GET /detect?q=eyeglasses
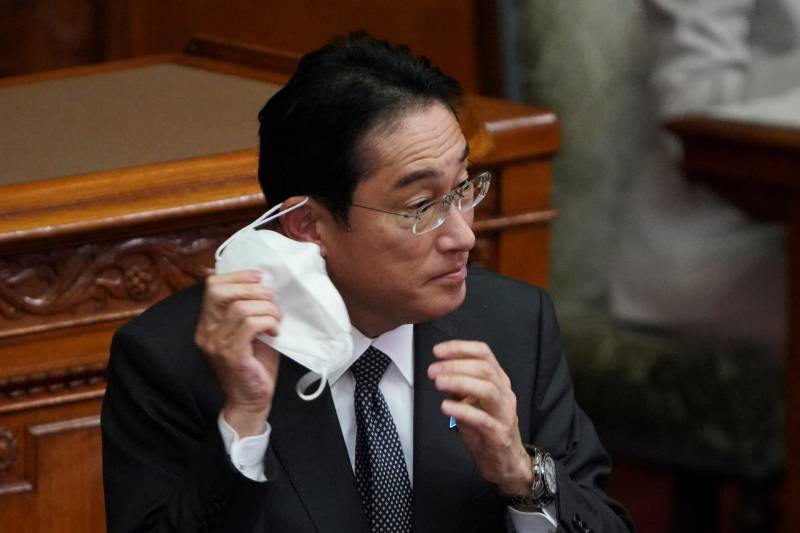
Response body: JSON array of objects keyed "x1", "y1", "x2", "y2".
[{"x1": 350, "y1": 170, "x2": 492, "y2": 235}]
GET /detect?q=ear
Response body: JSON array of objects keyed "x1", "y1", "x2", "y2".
[{"x1": 279, "y1": 197, "x2": 329, "y2": 256}]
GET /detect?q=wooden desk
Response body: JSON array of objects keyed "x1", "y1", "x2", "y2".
[
  {"x1": 0, "y1": 41, "x2": 559, "y2": 532},
  {"x1": 668, "y1": 114, "x2": 800, "y2": 533}
]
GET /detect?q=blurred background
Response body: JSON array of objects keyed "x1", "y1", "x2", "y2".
[{"x1": 1, "y1": 1, "x2": 796, "y2": 532}]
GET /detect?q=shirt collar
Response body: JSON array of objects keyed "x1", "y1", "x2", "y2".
[{"x1": 329, "y1": 324, "x2": 414, "y2": 386}]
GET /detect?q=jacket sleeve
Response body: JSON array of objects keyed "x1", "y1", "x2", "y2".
[
  {"x1": 101, "y1": 323, "x2": 276, "y2": 533},
  {"x1": 529, "y1": 291, "x2": 634, "y2": 533}
]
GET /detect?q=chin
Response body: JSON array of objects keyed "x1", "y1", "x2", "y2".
[{"x1": 414, "y1": 282, "x2": 467, "y2": 323}]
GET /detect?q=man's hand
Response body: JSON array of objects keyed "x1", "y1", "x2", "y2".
[
  {"x1": 428, "y1": 340, "x2": 532, "y2": 496},
  {"x1": 194, "y1": 270, "x2": 282, "y2": 437}
]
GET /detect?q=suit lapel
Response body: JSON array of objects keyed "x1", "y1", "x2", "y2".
[
  {"x1": 268, "y1": 312, "x2": 483, "y2": 532},
  {"x1": 268, "y1": 358, "x2": 369, "y2": 533},
  {"x1": 412, "y1": 316, "x2": 477, "y2": 531}
]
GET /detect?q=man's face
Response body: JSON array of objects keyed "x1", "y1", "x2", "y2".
[{"x1": 318, "y1": 102, "x2": 475, "y2": 337}]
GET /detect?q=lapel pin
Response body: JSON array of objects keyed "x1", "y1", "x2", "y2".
[{"x1": 449, "y1": 416, "x2": 457, "y2": 430}]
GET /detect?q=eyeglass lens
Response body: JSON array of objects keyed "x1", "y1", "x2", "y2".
[{"x1": 413, "y1": 172, "x2": 490, "y2": 234}]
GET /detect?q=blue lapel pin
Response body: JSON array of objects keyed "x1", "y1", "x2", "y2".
[{"x1": 449, "y1": 416, "x2": 457, "y2": 429}]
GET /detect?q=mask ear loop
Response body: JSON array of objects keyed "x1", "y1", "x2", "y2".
[
  {"x1": 213, "y1": 196, "x2": 326, "y2": 401},
  {"x1": 296, "y1": 371, "x2": 327, "y2": 401},
  {"x1": 215, "y1": 196, "x2": 310, "y2": 261}
]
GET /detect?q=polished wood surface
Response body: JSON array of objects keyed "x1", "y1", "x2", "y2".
[
  {"x1": 668, "y1": 115, "x2": 800, "y2": 533},
  {"x1": 667, "y1": 117, "x2": 800, "y2": 221},
  {"x1": 0, "y1": 43, "x2": 558, "y2": 532}
]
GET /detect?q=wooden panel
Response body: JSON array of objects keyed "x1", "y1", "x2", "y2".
[
  {"x1": 498, "y1": 159, "x2": 553, "y2": 213},
  {"x1": 3, "y1": 0, "x2": 500, "y2": 95},
  {"x1": 0, "y1": 399, "x2": 104, "y2": 532},
  {"x1": 0, "y1": 0, "x2": 104, "y2": 77},
  {"x1": 498, "y1": 225, "x2": 551, "y2": 289},
  {"x1": 0, "y1": 324, "x2": 117, "y2": 384},
  {"x1": 115, "y1": 0, "x2": 485, "y2": 92},
  {"x1": 495, "y1": 159, "x2": 554, "y2": 287}
]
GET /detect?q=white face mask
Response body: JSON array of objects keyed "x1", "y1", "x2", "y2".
[{"x1": 214, "y1": 198, "x2": 355, "y2": 401}]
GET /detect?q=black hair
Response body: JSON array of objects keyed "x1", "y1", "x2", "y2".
[{"x1": 257, "y1": 31, "x2": 463, "y2": 224}]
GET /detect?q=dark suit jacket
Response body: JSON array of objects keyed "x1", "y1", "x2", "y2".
[{"x1": 102, "y1": 267, "x2": 632, "y2": 533}]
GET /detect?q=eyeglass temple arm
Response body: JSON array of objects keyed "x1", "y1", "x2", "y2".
[{"x1": 349, "y1": 203, "x2": 418, "y2": 219}]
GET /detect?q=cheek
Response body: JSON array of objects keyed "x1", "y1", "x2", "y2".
[
  {"x1": 363, "y1": 222, "x2": 428, "y2": 263},
  {"x1": 359, "y1": 237, "x2": 436, "y2": 299},
  {"x1": 390, "y1": 234, "x2": 434, "y2": 269},
  {"x1": 328, "y1": 214, "x2": 437, "y2": 287}
]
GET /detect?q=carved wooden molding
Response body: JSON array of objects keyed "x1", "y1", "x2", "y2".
[
  {"x1": 0, "y1": 208, "x2": 553, "y2": 341},
  {"x1": 0, "y1": 225, "x2": 237, "y2": 339},
  {"x1": 0, "y1": 363, "x2": 106, "y2": 402},
  {"x1": 0, "y1": 428, "x2": 16, "y2": 472}
]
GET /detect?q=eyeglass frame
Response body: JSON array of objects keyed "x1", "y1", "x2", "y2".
[{"x1": 349, "y1": 170, "x2": 493, "y2": 235}]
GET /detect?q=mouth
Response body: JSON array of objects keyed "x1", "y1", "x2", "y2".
[{"x1": 431, "y1": 263, "x2": 468, "y2": 283}]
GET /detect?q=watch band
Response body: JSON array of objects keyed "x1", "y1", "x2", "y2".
[{"x1": 500, "y1": 444, "x2": 557, "y2": 512}]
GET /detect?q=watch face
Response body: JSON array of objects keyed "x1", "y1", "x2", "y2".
[{"x1": 543, "y1": 456, "x2": 557, "y2": 494}]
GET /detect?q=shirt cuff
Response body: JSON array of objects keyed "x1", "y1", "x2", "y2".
[
  {"x1": 217, "y1": 411, "x2": 271, "y2": 482},
  {"x1": 506, "y1": 501, "x2": 558, "y2": 533}
]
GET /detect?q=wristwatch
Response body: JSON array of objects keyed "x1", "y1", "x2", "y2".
[{"x1": 503, "y1": 444, "x2": 558, "y2": 512}]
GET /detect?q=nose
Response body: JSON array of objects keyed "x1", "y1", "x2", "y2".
[{"x1": 436, "y1": 204, "x2": 475, "y2": 253}]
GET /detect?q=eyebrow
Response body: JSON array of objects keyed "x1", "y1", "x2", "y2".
[{"x1": 392, "y1": 143, "x2": 470, "y2": 190}]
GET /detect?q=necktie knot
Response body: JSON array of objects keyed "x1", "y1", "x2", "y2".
[{"x1": 350, "y1": 346, "x2": 391, "y2": 389}]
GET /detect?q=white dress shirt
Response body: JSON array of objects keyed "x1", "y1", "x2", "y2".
[{"x1": 218, "y1": 325, "x2": 557, "y2": 532}]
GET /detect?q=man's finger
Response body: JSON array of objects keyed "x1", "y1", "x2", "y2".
[
  {"x1": 206, "y1": 282, "x2": 274, "y2": 307},
  {"x1": 209, "y1": 301, "x2": 282, "y2": 353},
  {"x1": 225, "y1": 315, "x2": 281, "y2": 350},
  {"x1": 431, "y1": 340, "x2": 510, "y2": 387},
  {"x1": 207, "y1": 270, "x2": 264, "y2": 285},
  {"x1": 427, "y1": 358, "x2": 497, "y2": 381},
  {"x1": 434, "y1": 374, "x2": 502, "y2": 411},
  {"x1": 432, "y1": 340, "x2": 492, "y2": 360},
  {"x1": 224, "y1": 300, "x2": 283, "y2": 324}
]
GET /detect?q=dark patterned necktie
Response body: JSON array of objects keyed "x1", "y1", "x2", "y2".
[{"x1": 351, "y1": 346, "x2": 413, "y2": 533}]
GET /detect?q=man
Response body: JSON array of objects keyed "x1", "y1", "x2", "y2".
[{"x1": 102, "y1": 33, "x2": 632, "y2": 532}]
